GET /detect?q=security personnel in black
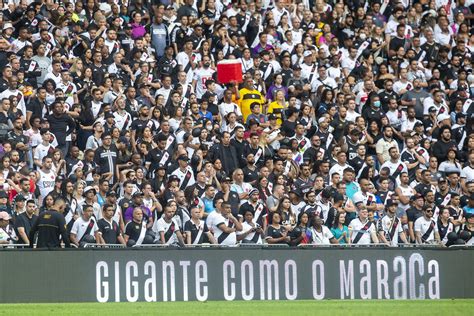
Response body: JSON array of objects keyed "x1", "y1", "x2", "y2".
[{"x1": 29, "y1": 198, "x2": 71, "y2": 248}]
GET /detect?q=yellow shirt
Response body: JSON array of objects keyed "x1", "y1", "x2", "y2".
[
  {"x1": 267, "y1": 101, "x2": 287, "y2": 125},
  {"x1": 239, "y1": 88, "x2": 264, "y2": 122}
]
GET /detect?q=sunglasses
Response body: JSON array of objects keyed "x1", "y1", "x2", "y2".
[{"x1": 425, "y1": 209, "x2": 433, "y2": 213}]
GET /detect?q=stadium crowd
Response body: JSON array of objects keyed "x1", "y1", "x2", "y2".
[{"x1": 0, "y1": 0, "x2": 473, "y2": 249}]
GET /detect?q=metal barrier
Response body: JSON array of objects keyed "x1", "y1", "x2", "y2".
[{"x1": 2, "y1": 242, "x2": 474, "y2": 250}]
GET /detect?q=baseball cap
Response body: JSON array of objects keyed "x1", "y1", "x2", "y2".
[
  {"x1": 14, "y1": 194, "x2": 26, "y2": 202},
  {"x1": 168, "y1": 175, "x2": 180, "y2": 182},
  {"x1": 117, "y1": 136, "x2": 130, "y2": 146},
  {"x1": 385, "y1": 199, "x2": 398, "y2": 207},
  {"x1": 83, "y1": 186, "x2": 97, "y2": 195},
  {"x1": 3, "y1": 23, "x2": 13, "y2": 31},
  {"x1": 106, "y1": 191, "x2": 117, "y2": 197},
  {"x1": 177, "y1": 155, "x2": 189, "y2": 162},
  {"x1": 0, "y1": 211, "x2": 11, "y2": 221},
  {"x1": 438, "y1": 177, "x2": 447, "y2": 183},
  {"x1": 303, "y1": 50, "x2": 312, "y2": 57},
  {"x1": 0, "y1": 191, "x2": 8, "y2": 199},
  {"x1": 132, "y1": 191, "x2": 144, "y2": 198},
  {"x1": 292, "y1": 64, "x2": 301, "y2": 70},
  {"x1": 268, "y1": 113, "x2": 278, "y2": 120},
  {"x1": 411, "y1": 193, "x2": 424, "y2": 201},
  {"x1": 437, "y1": 113, "x2": 450, "y2": 122}
]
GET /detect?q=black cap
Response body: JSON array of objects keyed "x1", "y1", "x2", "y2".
[
  {"x1": 438, "y1": 177, "x2": 447, "y2": 183},
  {"x1": 132, "y1": 191, "x2": 144, "y2": 198},
  {"x1": 168, "y1": 175, "x2": 180, "y2": 182},
  {"x1": 106, "y1": 191, "x2": 117, "y2": 197},
  {"x1": 292, "y1": 64, "x2": 302, "y2": 70},
  {"x1": 411, "y1": 193, "x2": 424, "y2": 201},
  {"x1": 385, "y1": 199, "x2": 398, "y2": 207},
  {"x1": 268, "y1": 114, "x2": 278, "y2": 120},
  {"x1": 177, "y1": 155, "x2": 189, "y2": 162},
  {"x1": 0, "y1": 191, "x2": 7, "y2": 199},
  {"x1": 14, "y1": 194, "x2": 26, "y2": 202}
]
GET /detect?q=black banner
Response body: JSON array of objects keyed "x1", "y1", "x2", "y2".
[{"x1": 0, "y1": 248, "x2": 473, "y2": 302}]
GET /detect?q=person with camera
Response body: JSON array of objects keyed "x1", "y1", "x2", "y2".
[
  {"x1": 237, "y1": 209, "x2": 264, "y2": 244},
  {"x1": 0, "y1": 211, "x2": 18, "y2": 245}
]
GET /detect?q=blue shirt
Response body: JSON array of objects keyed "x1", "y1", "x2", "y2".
[
  {"x1": 463, "y1": 205, "x2": 474, "y2": 216},
  {"x1": 330, "y1": 225, "x2": 349, "y2": 244}
]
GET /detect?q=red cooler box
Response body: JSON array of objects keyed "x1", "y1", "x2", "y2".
[{"x1": 217, "y1": 59, "x2": 243, "y2": 84}]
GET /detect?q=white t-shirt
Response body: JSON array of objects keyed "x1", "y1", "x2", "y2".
[
  {"x1": 33, "y1": 143, "x2": 54, "y2": 163},
  {"x1": 380, "y1": 160, "x2": 408, "y2": 178},
  {"x1": 71, "y1": 217, "x2": 99, "y2": 241},
  {"x1": 309, "y1": 226, "x2": 334, "y2": 245},
  {"x1": 152, "y1": 217, "x2": 180, "y2": 245},
  {"x1": 349, "y1": 218, "x2": 376, "y2": 245},
  {"x1": 237, "y1": 221, "x2": 262, "y2": 244},
  {"x1": 377, "y1": 215, "x2": 403, "y2": 246},
  {"x1": 461, "y1": 165, "x2": 474, "y2": 182},
  {"x1": 193, "y1": 67, "x2": 215, "y2": 99},
  {"x1": 213, "y1": 213, "x2": 237, "y2": 246},
  {"x1": 414, "y1": 216, "x2": 437, "y2": 243}
]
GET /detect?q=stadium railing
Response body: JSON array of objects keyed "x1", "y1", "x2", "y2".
[{"x1": 1, "y1": 243, "x2": 472, "y2": 249}]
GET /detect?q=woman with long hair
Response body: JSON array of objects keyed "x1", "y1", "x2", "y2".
[
  {"x1": 438, "y1": 147, "x2": 462, "y2": 175},
  {"x1": 291, "y1": 43, "x2": 305, "y2": 65},
  {"x1": 267, "y1": 90, "x2": 287, "y2": 125},
  {"x1": 437, "y1": 208, "x2": 455, "y2": 245},
  {"x1": 150, "y1": 106, "x2": 163, "y2": 131},
  {"x1": 266, "y1": 73, "x2": 288, "y2": 102},
  {"x1": 275, "y1": 196, "x2": 296, "y2": 229},
  {"x1": 289, "y1": 212, "x2": 311, "y2": 246},
  {"x1": 39, "y1": 193, "x2": 55, "y2": 213},
  {"x1": 265, "y1": 212, "x2": 290, "y2": 245},
  {"x1": 257, "y1": 176, "x2": 271, "y2": 202},
  {"x1": 331, "y1": 211, "x2": 351, "y2": 244},
  {"x1": 81, "y1": 48, "x2": 94, "y2": 68},
  {"x1": 42, "y1": 79, "x2": 57, "y2": 106},
  {"x1": 51, "y1": 149, "x2": 66, "y2": 177},
  {"x1": 0, "y1": 155, "x2": 11, "y2": 179},
  {"x1": 317, "y1": 88, "x2": 335, "y2": 116}
]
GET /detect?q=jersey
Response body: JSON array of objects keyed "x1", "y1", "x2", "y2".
[
  {"x1": 184, "y1": 219, "x2": 210, "y2": 244},
  {"x1": 237, "y1": 221, "x2": 263, "y2": 244},
  {"x1": 238, "y1": 88, "x2": 264, "y2": 122},
  {"x1": 97, "y1": 218, "x2": 121, "y2": 244},
  {"x1": 171, "y1": 166, "x2": 195, "y2": 190},
  {"x1": 214, "y1": 213, "x2": 237, "y2": 246},
  {"x1": 70, "y1": 216, "x2": 99, "y2": 241},
  {"x1": 377, "y1": 214, "x2": 403, "y2": 246},
  {"x1": 193, "y1": 67, "x2": 215, "y2": 99},
  {"x1": 152, "y1": 217, "x2": 180, "y2": 245},
  {"x1": 36, "y1": 169, "x2": 56, "y2": 198},
  {"x1": 349, "y1": 218, "x2": 376, "y2": 245},
  {"x1": 414, "y1": 216, "x2": 437, "y2": 243}
]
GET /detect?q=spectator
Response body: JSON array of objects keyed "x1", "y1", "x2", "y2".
[{"x1": 0, "y1": 0, "x2": 471, "y2": 251}]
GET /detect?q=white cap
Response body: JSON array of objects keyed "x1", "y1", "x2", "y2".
[
  {"x1": 437, "y1": 113, "x2": 450, "y2": 122},
  {"x1": 303, "y1": 50, "x2": 313, "y2": 57},
  {"x1": 3, "y1": 23, "x2": 13, "y2": 31}
]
